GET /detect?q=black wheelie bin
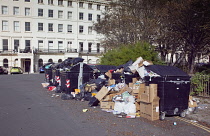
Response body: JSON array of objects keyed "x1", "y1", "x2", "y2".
[
  {"x1": 51, "y1": 63, "x2": 62, "y2": 87},
  {"x1": 144, "y1": 65, "x2": 191, "y2": 120},
  {"x1": 44, "y1": 62, "x2": 55, "y2": 85},
  {"x1": 63, "y1": 63, "x2": 94, "y2": 94}
]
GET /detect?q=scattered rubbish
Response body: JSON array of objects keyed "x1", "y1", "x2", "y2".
[
  {"x1": 42, "y1": 56, "x2": 192, "y2": 122},
  {"x1": 190, "y1": 120, "x2": 198, "y2": 123},
  {"x1": 61, "y1": 94, "x2": 74, "y2": 100},
  {"x1": 198, "y1": 104, "x2": 208, "y2": 110},
  {"x1": 41, "y1": 82, "x2": 49, "y2": 88},
  {"x1": 83, "y1": 109, "x2": 88, "y2": 112},
  {"x1": 48, "y1": 86, "x2": 56, "y2": 91},
  {"x1": 173, "y1": 122, "x2": 177, "y2": 125},
  {"x1": 126, "y1": 113, "x2": 136, "y2": 118}
]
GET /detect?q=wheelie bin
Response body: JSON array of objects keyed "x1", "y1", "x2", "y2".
[
  {"x1": 63, "y1": 63, "x2": 94, "y2": 94},
  {"x1": 144, "y1": 65, "x2": 191, "y2": 120},
  {"x1": 44, "y1": 63, "x2": 55, "y2": 85}
]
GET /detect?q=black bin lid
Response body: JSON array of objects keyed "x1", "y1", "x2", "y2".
[
  {"x1": 145, "y1": 65, "x2": 189, "y2": 76},
  {"x1": 70, "y1": 63, "x2": 93, "y2": 72},
  {"x1": 95, "y1": 65, "x2": 116, "y2": 73}
]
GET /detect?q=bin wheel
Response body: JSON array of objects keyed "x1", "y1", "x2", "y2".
[
  {"x1": 180, "y1": 110, "x2": 187, "y2": 118},
  {"x1": 160, "y1": 112, "x2": 166, "y2": 120},
  {"x1": 193, "y1": 107, "x2": 198, "y2": 114}
]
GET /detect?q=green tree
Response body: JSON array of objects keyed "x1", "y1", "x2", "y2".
[
  {"x1": 94, "y1": 0, "x2": 210, "y2": 74},
  {"x1": 100, "y1": 41, "x2": 163, "y2": 66}
]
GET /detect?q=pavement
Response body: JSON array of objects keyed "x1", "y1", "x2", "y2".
[{"x1": 186, "y1": 96, "x2": 210, "y2": 127}]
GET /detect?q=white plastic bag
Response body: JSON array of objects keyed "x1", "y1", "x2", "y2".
[
  {"x1": 123, "y1": 102, "x2": 136, "y2": 114},
  {"x1": 113, "y1": 102, "x2": 125, "y2": 115}
]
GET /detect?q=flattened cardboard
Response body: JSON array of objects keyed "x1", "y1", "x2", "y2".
[
  {"x1": 188, "y1": 96, "x2": 198, "y2": 107},
  {"x1": 117, "y1": 84, "x2": 129, "y2": 95},
  {"x1": 108, "y1": 79, "x2": 115, "y2": 86},
  {"x1": 105, "y1": 70, "x2": 112, "y2": 79},
  {"x1": 100, "y1": 101, "x2": 115, "y2": 109},
  {"x1": 102, "y1": 93, "x2": 116, "y2": 101},
  {"x1": 95, "y1": 86, "x2": 109, "y2": 101}
]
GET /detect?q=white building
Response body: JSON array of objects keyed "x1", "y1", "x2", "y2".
[{"x1": 0, "y1": 0, "x2": 110, "y2": 73}]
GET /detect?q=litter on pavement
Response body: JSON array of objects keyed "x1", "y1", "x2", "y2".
[{"x1": 41, "y1": 56, "x2": 198, "y2": 121}]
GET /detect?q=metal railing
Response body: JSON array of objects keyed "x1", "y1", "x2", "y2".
[
  {"x1": 0, "y1": 49, "x2": 18, "y2": 54},
  {"x1": 0, "y1": 49, "x2": 32, "y2": 54},
  {"x1": 19, "y1": 49, "x2": 32, "y2": 53},
  {"x1": 34, "y1": 48, "x2": 65, "y2": 53},
  {"x1": 191, "y1": 74, "x2": 210, "y2": 97},
  {"x1": 34, "y1": 48, "x2": 105, "y2": 55}
]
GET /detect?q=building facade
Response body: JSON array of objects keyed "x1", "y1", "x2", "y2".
[{"x1": 0, "y1": 0, "x2": 109, "y2": 73}]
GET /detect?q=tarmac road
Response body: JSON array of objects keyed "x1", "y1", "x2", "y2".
[{"x1": 0, "y1": 74, "x2": 209, "y2": 136}]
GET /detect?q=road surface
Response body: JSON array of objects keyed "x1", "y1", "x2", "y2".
[{"x1": 0, "y1": 74, "x2": 209, "y2": 136}]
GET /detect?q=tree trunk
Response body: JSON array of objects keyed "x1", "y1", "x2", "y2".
[{"x1": 188, "y1": 49, "x2": 196, "y2": 74}]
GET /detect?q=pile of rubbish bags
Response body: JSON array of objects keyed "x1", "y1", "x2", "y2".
[{"x1": 42, "y1": 56, "x2": 195, "y2": 121}]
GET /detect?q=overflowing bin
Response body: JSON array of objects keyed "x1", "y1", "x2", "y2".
[
  {"x1": 60, "y1": 62, "x2": 94, "y2": 94},
  {"x1": 95, "y1": 65, "x2": 116, "y2": 79},
  {"x1": 144, "y1": 65, "x2": 191, "y2": 120}
]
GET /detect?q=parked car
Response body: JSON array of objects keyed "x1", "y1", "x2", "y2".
[
  {"x1": 39, "y1": 66, "x2": 45, "y2": 73},
  {"x1": 10, "y1": 67, "x2": 23, "y2": 74},
  {"x1": 0, "y1": 66, "x2": 8, "y2": 74}
]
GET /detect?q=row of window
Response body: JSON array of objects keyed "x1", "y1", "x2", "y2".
[
  {"x1": 1, "y1": 39, "x2": 101, "y2": 53},
  {"x1": 23, "y1": 0, "x2": 108, "y2": 10},
  {"x1": 2, "y1": 6, "x2": 101, "y2": 21},
  {"x1": 2, "y1": 20, "x2": 94, "y2": 34}
]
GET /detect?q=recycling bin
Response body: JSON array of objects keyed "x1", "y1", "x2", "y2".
[
  {"x1": 45, "y1": 68, "x2": 53, "y2": 85},
  {"x1": 44, "y1": 62, "x2": 55, "y2": 85},
  {"x1": 60, "y1": 71, "x2": 67, "y2": 93},
  {"x1": 52, "y1": 69, "x2": 61, "y2": 86},
  {"x1": 144, "y1": 65, "x2": 191, "y2": 120},
  {"x1": 112, "y1": 73, "x2": 124, "y2": 84},
  {"x1": 60, "y1": 63, "x2": 94, "y2": 94},
  {"x1": 94, "y1": 65, "x2": 116, "y2": 79}
]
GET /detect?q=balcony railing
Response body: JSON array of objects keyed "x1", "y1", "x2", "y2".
[
  {"x1": 0, "y1": 48, "x2": 105, "y2": 55},
  {"x1": 34, "y1": 48, "x2": 66, "y2": 53},
  {"x1": 0, "y1": 49, "x2": 32, "y2": 54},
  {"x1": 0, "y1": 49, "x2": 18, "y2": 54},
  {"x1": 79, "y1": 50, "x2": 104, "y2": 55},
  {"x1": 34, "y1": 48, "x2": 105, "y2": 54},
  {"x1": 19, "y1": 49, "x2": 32, "y2": 53}
]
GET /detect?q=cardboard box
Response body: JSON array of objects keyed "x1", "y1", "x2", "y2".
[
  {"x1": 135, "y1": 102, "x2": 140, "y2": 111},
  {"x1": 139, "y1": 83, "x2": 145, "y2": 92},
  {"x1": 100, "y1": 101, "x2": 115, "y2": 109},
  {"x1": 131, "y1": 83, "x2": 144, "y2": 94},
  {"x1": 85, "y1": 84, "x2": 96, "y2": 92},
  {"x1": 117, "y1": 84, "x2": 129, "y2": 95},
  {"x1": 140, "y1": 93, "x2": 150, "y2": 103},
  {"x1": 145, "y1": 85, "x2": 150, "y2": 94},
  {"x1": 132, "y1": 89, "x2": 140, "y2": 94},
  {"x1": 129, "y1": 83, "x2": 133, "y2": 88},
  {"x1": 149, "y1": 84, "x2": 158, "y2": 102},
  {"x1": 105, "y1": 70, "x2": 112, "y2": 79},
  {"x1": 108, "y1": 79, "x2": 115, "y2": 86},
  {"x1": 140, "y1": 97, "x2": 160, "y2": 121},
  {"x1": 102, "y1": 93, "x2": 116, "y2": 101},
  {"x1": 132, "y1": 78, "x2": 139, "y2": 83},
  {"x1": 95, "y1": 86, "x2": 109, "y2": 101},
  {"x1": 188, "y1": 96, "x2": 198, "y2": 107},
  {"x1": 140, "y1": 112, "x2": 159, "y2": 121}
]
